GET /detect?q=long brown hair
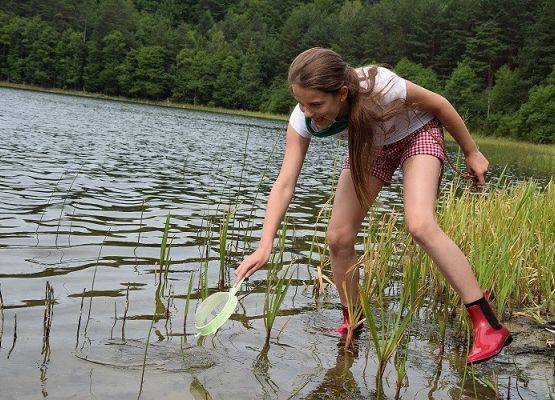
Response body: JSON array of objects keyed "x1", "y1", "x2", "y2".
[{"x1": 288, "y1": 47, "x2": 408, "y2": 207}]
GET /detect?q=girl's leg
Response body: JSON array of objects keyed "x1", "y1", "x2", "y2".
[
  {"x1": 401, "y1": 154, "x2": 483, "y2": 303},
  {"x1": 327, "y1": 168, "x2": 383, "y2": 306},
  {"x1": 402, "y1": 154, "x2": 512, "y2": 364}
]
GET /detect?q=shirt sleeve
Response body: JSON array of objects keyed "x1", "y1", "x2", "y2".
[
  {"x1": 373, "y1": 66, "x2": 407, "y2": 104},
  {"x1": 288, "y1": 103, "x2": 311, "y2": 138}
]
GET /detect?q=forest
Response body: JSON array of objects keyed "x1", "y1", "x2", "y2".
[{"x1": 0, "y1": 0, "x2": 553, "y2": 143}]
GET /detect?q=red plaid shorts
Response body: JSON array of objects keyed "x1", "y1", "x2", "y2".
[{"x1": 342, "y1": 118, "x2": 445, "y2": 185}]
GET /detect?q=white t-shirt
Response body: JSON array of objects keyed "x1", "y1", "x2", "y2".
[{"x1": 288, "y1": 66, "x2": 435, "y2": 145}]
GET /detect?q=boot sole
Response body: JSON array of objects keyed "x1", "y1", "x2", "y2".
[{"x1": 466, "y1": 334, "x2": 513, "y2": 365}]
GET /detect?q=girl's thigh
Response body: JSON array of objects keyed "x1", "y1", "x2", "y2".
[{"x1": 329, "y1": 168, "x2": 383, "y2": 233}]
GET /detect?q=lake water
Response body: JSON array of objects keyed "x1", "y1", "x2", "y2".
[{"x1": 0, "y1": 87, "x2": 552, "y2": 399}]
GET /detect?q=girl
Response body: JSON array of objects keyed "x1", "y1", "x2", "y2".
[{"x1": 234, "y1": 47, "x2": 511, "y2": 365}]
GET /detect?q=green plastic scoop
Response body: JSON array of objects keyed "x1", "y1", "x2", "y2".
[{"x1": 194, "y1": 278, "x2": 245, "y2": 337}]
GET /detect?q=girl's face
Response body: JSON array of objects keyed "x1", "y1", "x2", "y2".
[{"x1": 291, "y1": 84, "x2": 348, "y2": 129}]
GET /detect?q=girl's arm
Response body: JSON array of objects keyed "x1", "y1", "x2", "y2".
[
  {"x1": 234, "y1": 125, "x2": 310, "y2": 284},
  {"x1": 405, "y1": 81, "x2": 489, "y2": 184}
]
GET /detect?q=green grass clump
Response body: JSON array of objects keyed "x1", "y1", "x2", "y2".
[{"x1": 417, "y1": 178, "x2": 554, "y2": 323}]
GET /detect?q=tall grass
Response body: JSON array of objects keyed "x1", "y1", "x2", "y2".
[
  {"x1": 415, "y1": 178, "x2": 554, "y2": 326},
  {"x1": 448, "y1": 133, "x2": 555, "y2": 175},
  {"x1": 356, "y1": 177, "x2": 552, "y2": 395}
]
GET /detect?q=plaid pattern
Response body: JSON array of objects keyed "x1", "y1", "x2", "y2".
[{"x1": 342, "y1": 118, "x2": 445, "y2": 185}]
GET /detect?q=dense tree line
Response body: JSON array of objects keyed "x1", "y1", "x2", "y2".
[{"x1": 0, "y1": 0, "x2": 553, "y2": 143}]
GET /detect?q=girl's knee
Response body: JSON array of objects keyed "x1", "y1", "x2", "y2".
[
  {"x1": 405, "y1": 216, "x2": 438, "y2": 242},
  {"x1": 326, "y1": 226, "x2": 357, "y2": 253}
]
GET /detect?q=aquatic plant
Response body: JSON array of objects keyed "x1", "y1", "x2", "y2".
[
  {"x1": 41, "y1": 282, "x2": 54, "y2": 365},
  {"x1": 340, "y1": 268, "x2": 365, "y2": 349},
  {"x1": 122, "y1": 286, "x2": 130, "y2": 340},
  {"x1": 307, "y1": 193, "x2": 335, "y2": 297},
  {"x1": 454, "y1": 134, "x2": 555, "y2": 175},
  {"x1": 7, "y1": 313, "x2": 17, "y2": 359},
  {"x1": 359, "y1": 214, "x2": 424, "y2": 392},
  {"x1": 84, "y1": 227, "x2": 111, "y2": 336},
  {"x1": 157, "y1": 212, "x2": 172, "y2": 292},
  {"x1": 182, "y1": 271, "x2": 195, "y2": 336},
  {"x1": 219, "y1": 206, "x2": 235, "y2": 289},
  {"x1": 138, "y1": 212, "x2": 176, "y2": 399},
  {"x1": 263, "y1": 219, "x2": 293, "y2": 346},
  {"x1": 54, "y1": 172, "x2": 79, "y2": 249},
  {"x1": 110, "y1": 302, "x2": 118, "y2": 340},
  {"x1": 198, "y1": 217, "x2": 213, "y2": 301},
  {"x1": 74, "y1": 288, "x2": 85, "y2": 349}
]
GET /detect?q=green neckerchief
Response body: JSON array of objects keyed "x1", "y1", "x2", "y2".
[{"x1": 305, "y1": 115, "x2": 349, "y2": 138}]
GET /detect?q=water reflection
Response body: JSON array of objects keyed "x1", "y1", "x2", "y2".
[{"x1": 303, "y1": 341, "x2": 362, "y2": 399}]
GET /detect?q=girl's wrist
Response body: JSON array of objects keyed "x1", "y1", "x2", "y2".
[
  {"x1": 258, "y1": 241, "x2": 273, "y2": 255},
  {"x1": 463, "y1": 146, "x2": 479, "y2": 157}
]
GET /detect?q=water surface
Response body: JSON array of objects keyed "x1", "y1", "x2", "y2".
[{"x1": 0, "y1": 87, "x2": 552, "y2": 399}]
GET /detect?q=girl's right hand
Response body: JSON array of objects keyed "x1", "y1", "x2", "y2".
[{"x1": 233, "y1": 247, "x2": 272, "y2": 285}]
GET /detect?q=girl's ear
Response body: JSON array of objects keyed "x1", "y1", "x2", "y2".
[{"x1": 340, "y1": 85, "x2": 348, "y2": 102}]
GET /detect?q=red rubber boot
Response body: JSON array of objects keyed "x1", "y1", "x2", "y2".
[
  {"x1": 336, "y1": 306, "x2": 363, "y2": 336},
  {"x1": 318, "y1": 306, "x2": 363, "y2": 338},
  {"x1": 465, "y1": 295, "x2": 512, "y2": 365}
]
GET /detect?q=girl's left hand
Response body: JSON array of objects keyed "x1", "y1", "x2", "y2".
[{"x1": 464, "y1": 149, "x2": 489, "y2": 185}]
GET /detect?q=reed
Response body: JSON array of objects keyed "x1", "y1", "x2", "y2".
[
  {"x1": 198, "y1": 216, "x2": 213, "y2": 301},
  {"x1": 75, "y1": 288, "x2": 85, "y2": 350},
  {"x1": 182, "y1": 272, "x2": 195, "y2": 335},
  {"x1": 358, "y1": 210, "x2": 425, "y2": 391},
  {"x1": 307, "y1": 193, "x2": 335, "y2": 297},
  {"x1": 122, "y1": 286, "x2": 130, "y2": 340},
  {"x1": 54, "y1": 171, "x2": 79, "y2": 249},
  {"x1": 263, "y1": 219, "x2": 293, "y2": 346},
  {"x1": 34, "y1": 170, "x2": 65, "y2": 247},
  {"x1": 133, "y1": 199, "x2": 146, "y2": 262},
  {"x1": 244, "y1": 132, "x2": 281, "y2": 249},
  {"x1": 138, "y1": 212, "x2": 176, "y2": 399},
  {"x1": 40, "y1": 281, "x2": 54, "y2": 365},
  {"x1": 84, "y1": 227, "x2": 111, "y2": 336},
  {"x1": 157, "y1": 213, "x2": 172, "y2": 292},
  {"x1": 219, "y1": 206, "x2": 235, "y2": 289},
  {"x1": 393, "y1": 332, "x2": 410, "y2": 400},
  {"x1": 7, "y1": 313, "x2": 17, "y2": 359},
  {"x1": 110, "y1": 302, "x2": 117, "y2": 340},
  {"x1": 453, "y1": 133, "x2": 555, "y2": 175}
]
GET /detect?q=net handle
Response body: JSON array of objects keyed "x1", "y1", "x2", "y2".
[{"x1": 229, "y1": 277, "x2": 245, "y2": 296}]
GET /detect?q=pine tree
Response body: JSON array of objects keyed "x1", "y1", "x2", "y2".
[
  {"x1": 464, "y1": 20, "x2": 507, "y2": 88},
  {"x1": 489, "y1": 65, "x2": 528, "y2": 114},
  {"x1": 517, "y1": 0, "x2": 555, "y2": 87},
  {"x1": 99, "y1": 30, "x2": 128, "y2": 95},
  {"x1": 213, "y1": 55, "x2": 240, "y2": 108},
  {"x1": 119, "y1": 45, "x2": 172, "y2": 99},
  {"x1": 55, "y1": 28, "x2": 86, "y2": 90}
]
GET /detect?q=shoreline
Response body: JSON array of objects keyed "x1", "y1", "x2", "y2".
[
  {"x1": 2, "y1": 81, "x2": 554, "y2": 156},
  {"x1": 0, "y1": 81, "x2": 288, "y2": 123}
]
